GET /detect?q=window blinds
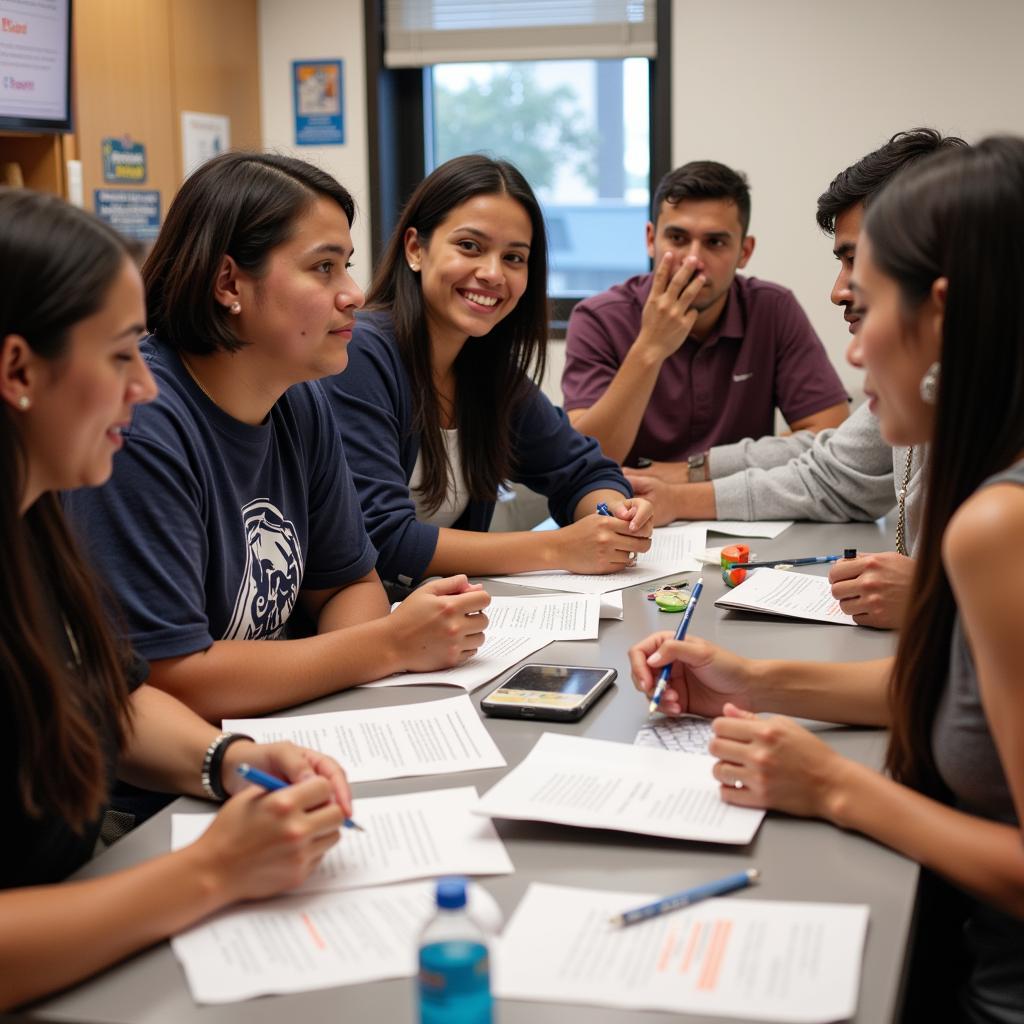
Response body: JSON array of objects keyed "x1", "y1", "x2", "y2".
[{"x1": 384, "y1": 0, "x2": 657, "y2": 66}]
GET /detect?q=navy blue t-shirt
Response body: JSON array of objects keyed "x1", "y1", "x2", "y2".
[{"x1": 64, "y1": 337, "x2": 378, "y2": 662}]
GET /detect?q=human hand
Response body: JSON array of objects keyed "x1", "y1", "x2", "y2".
[
  {"x1": 628, "y1": 633, "x2": 755, "y2": 718},
  {"x1": 622, "y1": 472, "x2": 680, "y2": 526},
  {"x1": 828, "y1": 551, "x2": 915, "y2": 629},
  {"x1": 637, "y1": 252, "x2": 705, "y2": 361},
  {"x1": 556, "y1": 511, "x2": 652, "y2": 574},
  {"x1": 710, "y1": 704, "x2": 847, "y2": 819},
  {"x1": 221, "y1": 740, "x2": 352, "y2": 817},
  {"x1": 196, "y1": 775, "x2": 345, "y2": 901},
  {"x1": 390, "y1": 574, "x2": 490, "y2": 670},
  {"x1": 608, "y1": 496, "x2": 655, "y2": 536}
]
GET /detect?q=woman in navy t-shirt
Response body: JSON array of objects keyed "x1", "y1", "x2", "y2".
[{"x1": 65, "y1": 153, "x2": 490, "y2": 727}]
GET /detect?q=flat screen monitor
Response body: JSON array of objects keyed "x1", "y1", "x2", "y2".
[{"x1": 0, "y1": 0, "x2": 72, "y2": 133}]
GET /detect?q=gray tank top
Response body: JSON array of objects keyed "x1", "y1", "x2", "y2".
[{"x1": 930, "y1": 459, "x2": 1024, "y2": 1024}]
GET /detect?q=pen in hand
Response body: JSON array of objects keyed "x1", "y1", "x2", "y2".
[
  {"x1": 648, "y1": 576, "x2": 704, "y2": 715},
  {"x1": 236, "y1": 763, "x2": 365, "y2": 832}
]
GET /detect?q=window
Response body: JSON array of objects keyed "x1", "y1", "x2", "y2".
[{"x1": 428, "y1": 58, "x2": 650, "y2": 299}]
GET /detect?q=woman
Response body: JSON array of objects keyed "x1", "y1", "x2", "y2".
[
  {"x1": 630, "y1": 137, "x2": 1024, "y2": 1021},
  {"x1": 63, "y1": 153, "x2": 490, "y2": 732},
  {"x1": 0, "y1": 188, "x2": 351, "y2": 1009},
  {"x1": 322, "y1": 155, "x2": 653, "y2": 588}
]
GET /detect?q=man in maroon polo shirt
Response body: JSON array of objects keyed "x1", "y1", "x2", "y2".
[{"x1": 562, "y1": 160, "x2": 849, "y2": 473}]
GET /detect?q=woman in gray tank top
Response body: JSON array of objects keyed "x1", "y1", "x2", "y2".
[{"x1": 627, "y1": 136, "x2": 1024, "y2": 1023}]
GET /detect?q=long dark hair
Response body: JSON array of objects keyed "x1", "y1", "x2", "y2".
[
  {"x1": 869, "y1": 137, "x2": 1024, "y2": 793},
  {"x1": 144, "y1": 152, "x2": 356, "y2": 355},
  {"x1": 0, "y1": 189, "x2": 135, "y2": 831},
  {"x1": 367, "y1": 155, "x2": 549, "y2": 513}
]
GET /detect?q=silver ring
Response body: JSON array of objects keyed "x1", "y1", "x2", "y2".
[{"x1": 627, "y1": 552, "x2": 638, "y2": 566}]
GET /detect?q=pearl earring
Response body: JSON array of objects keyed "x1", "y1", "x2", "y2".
[
  {"x1": 229, "y1": 301, "x2": 241, "y2": 314},
  {"x1": 919, "y1": 361, "x2": 941, "y2": 404},
  {"x1": 17, "y1": 395, "x2": 30, "y2": 410},
  {"x1": 408, "y1": 262, "x2": 419, "y2": 272}
]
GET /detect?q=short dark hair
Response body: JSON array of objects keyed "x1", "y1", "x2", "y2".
[
  {"x1": 815, "y1": 128, "x2": 968, "y2": 235},
  {"x1": 651, "y1": 160, "x2": 752, "y2": 235},
  {"x1": 143, "y1": 152, "x2": 356, "y2": 355}
]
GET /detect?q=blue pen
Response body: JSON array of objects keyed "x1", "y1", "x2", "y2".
[
  {"x1": 727, "y1": 548, "x2": 856, "y2": 570},
  {"x1": 596, "y1": 502, "x2": 612, "y2": 516},
  {"x1": 237, "y1": 763, "x2": 365, "y2": 832},
  {"x1": 610, "y1": 868, "x2": 760, "y2": 927},
  {"x1": 648, "y1": 576, "x2": 703, "y2": 714}
]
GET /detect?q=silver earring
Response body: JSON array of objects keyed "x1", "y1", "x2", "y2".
[
  {"x1": 229, "y1": 301, "x2": 241, "y2": 314},
  {"x1": 919, "y1": 361, "x2": 941, "y2": 404},
  {"x1": 17, "y1": 395, "x2": 30, "y2": 410}
]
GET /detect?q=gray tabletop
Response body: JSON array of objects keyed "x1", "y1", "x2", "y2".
[{"x1": 30, "y1": 519, "x2": 913, "y2": 1024}]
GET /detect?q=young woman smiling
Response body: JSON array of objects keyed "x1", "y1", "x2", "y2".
[
  {"x1": 0, "y1": 188, "x2": 352, "y2": 1009},
  {"x1": 629, "y1": 137, "x2": 1024, "y2": 1022},
  {"x1": 63, "y1": 152, "x2": 489, "y2": 739},
  {"x1": 322, "y1": 155, "x2": 653, "y2": 589}
]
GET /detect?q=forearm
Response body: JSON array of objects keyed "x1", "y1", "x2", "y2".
[
  {"x1": 568, "y1": 346, "x2": 663, "y2": 463},
  {"x1": 831, "y1": 759, "x2": 1024, "y2": 917},
  {"x1": 0, "y1": 845, "x2": 227, "y2": 1010},
  {"x1": 750, "y1": 657, "x2": 892, "y2": 725},
  {"x1": 317, "y1": 577, "x2": 390, "y2": 631},
  {"x1": 661, "y1": 481, "x2": 717, "y2": 520},
  {"x1": 573, "y1": 487, "x2": 632, "y2": 519},
  {"x1": 147, "y1": 617, "x2": 404, "y2": 722}
]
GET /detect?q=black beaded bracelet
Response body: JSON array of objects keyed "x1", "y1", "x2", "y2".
[{"x1": 200, "y1": 732, "x2": 254, "y2": 801}]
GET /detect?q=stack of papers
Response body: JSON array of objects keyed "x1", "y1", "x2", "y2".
[
  {"x1": 495, "y1": 883, "x2": 869, "y2": 1022},
  {"x1": 486, "y1": 524, "x2": 707, "y2": 595},
  {"x1": 475, "y1": 732, "x2": 764, "y2": 845},
  {"x1": 223, "y1": 694, "x2": 506, "y2": 783},
  {"x1": 690, "y1": 519, "x2": 793, "y2": 539},
  {"x1": 714, "y1": 568, "x2": 856, "y2": 626},
  {"x1": 171, "y1": 787, "x2": 512, "y2": 894}
]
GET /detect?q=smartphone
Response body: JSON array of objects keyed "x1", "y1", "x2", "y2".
[{"x1": 480, "y1": 663, "x2": 616, "y2": 722}]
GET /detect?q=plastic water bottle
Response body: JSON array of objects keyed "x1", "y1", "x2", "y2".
[{"x1": 418, "y1": 876, "x2": 493, "y2": 1024}]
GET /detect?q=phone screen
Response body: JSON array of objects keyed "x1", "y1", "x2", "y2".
[{"x1": 485, "y1": 665, "x2": 611, "y2": 710}]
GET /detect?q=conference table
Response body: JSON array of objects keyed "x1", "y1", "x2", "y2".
[{"x1": 27, "y1": 519, "x2": 915, "y2": 1024}]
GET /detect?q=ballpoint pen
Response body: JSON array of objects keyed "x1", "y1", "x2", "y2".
[
  {"x1": 610, "y1": 868, "x2": 760, "y2": 927},
  {"x1": 648, "y1": 576, "x2": 703, "y2": 714},
  {"x1": 725, "y1": 548, "x2": 857, "y2": 570},
  {"x1": 236, "y1": 762, "x2": 365, "y2": 831}
]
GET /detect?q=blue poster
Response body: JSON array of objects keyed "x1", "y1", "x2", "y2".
[
  {"x1": 93, "y1": 189, "x2": 161, "y2": 241},
  {"x1": 101, "y1": 137, "x2": 147, "y2": 184},
  {"x1": 293, "y1": 60, "x2": 344, "y2": 146}
]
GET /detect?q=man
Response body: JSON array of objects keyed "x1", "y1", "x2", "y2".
[
  {"x1": 562, "y1": 160, "x2": 849, "y2": 470},
  {"x1": 626, "y1": 129, "x2": 967, "y2": 629}
]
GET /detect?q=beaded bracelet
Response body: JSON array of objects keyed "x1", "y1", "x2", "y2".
[{"x1": 200, "y1": 732, "x2": 254, "y2": 801}]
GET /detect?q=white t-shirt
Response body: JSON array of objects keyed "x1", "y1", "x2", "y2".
[{"x1": 409, "y1": 429, "x2": 470, "y2": 528}]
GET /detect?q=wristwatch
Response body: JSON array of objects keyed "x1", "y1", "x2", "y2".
[{"x1": 687, "y1": 451, "x2": 709, "y2": 483}]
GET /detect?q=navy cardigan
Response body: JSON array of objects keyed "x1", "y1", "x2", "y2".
[{"x1": 321, "y1": 311, "x2": 631, "y2": 586}]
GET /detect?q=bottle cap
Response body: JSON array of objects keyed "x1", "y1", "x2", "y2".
[{"x1": 436, "y1": 876, "x2": 467, "y2": 909}]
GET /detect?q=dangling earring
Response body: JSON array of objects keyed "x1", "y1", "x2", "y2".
[
  {"x1": 229, "y1": 301, "x2": 241, "y2": 314},
  {"x1": 17, "y1": 395, "x2": 30, "y2": 410},
  {"x1": 919, "y1": 361, "x2": 941, "y2": 404}
]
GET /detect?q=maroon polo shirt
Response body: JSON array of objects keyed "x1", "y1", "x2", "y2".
[{"x1": 562, "y1": 273, "x2": 848, "y2": 465}]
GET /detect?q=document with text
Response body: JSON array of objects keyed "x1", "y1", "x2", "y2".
[
  {"x1": 494, "y1": 883, "x2": 869, "y2": 1023},
  {"x1": 634, "y1": 715, "x2": 714, "y2": 757},
  {"x1": 485, "y1": 525, "x2": 707, "y2": 595},
  {"x1": 475, "y1": 732, "x2": 763, "y2": 844},
  {"x1": 714, "y1": 567, "x2": 856, "y2": 625},
  {"x1": 171, "y1": 786, "x2": 512, "y2": 894},
  {"x1": 223, "y1": 694, "x2": 506, "y2": 783}
]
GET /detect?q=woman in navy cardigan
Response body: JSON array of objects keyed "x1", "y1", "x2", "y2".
[{"x1": 323, "y1": 155, "x2": 653, "y2": 587}]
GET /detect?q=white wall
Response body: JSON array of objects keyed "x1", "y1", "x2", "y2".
[
  {"x1": 259, "y1": 0, "x2": 373, "y2": 289},
  {"x1": 671, "y1": 0, "x2": 1024, "y2": 396}
]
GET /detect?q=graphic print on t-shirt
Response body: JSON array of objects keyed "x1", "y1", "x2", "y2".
[{"x1": 224, "y1": 499, "x2": 304, "y2": 641}]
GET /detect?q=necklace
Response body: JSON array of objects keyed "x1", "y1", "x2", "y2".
[
  {"x1": 895, "y1": 447, "x2": 914, "y2": 557},
  {"x1": 180, "y1": 353, "x2": 217, "y2": 405}
]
